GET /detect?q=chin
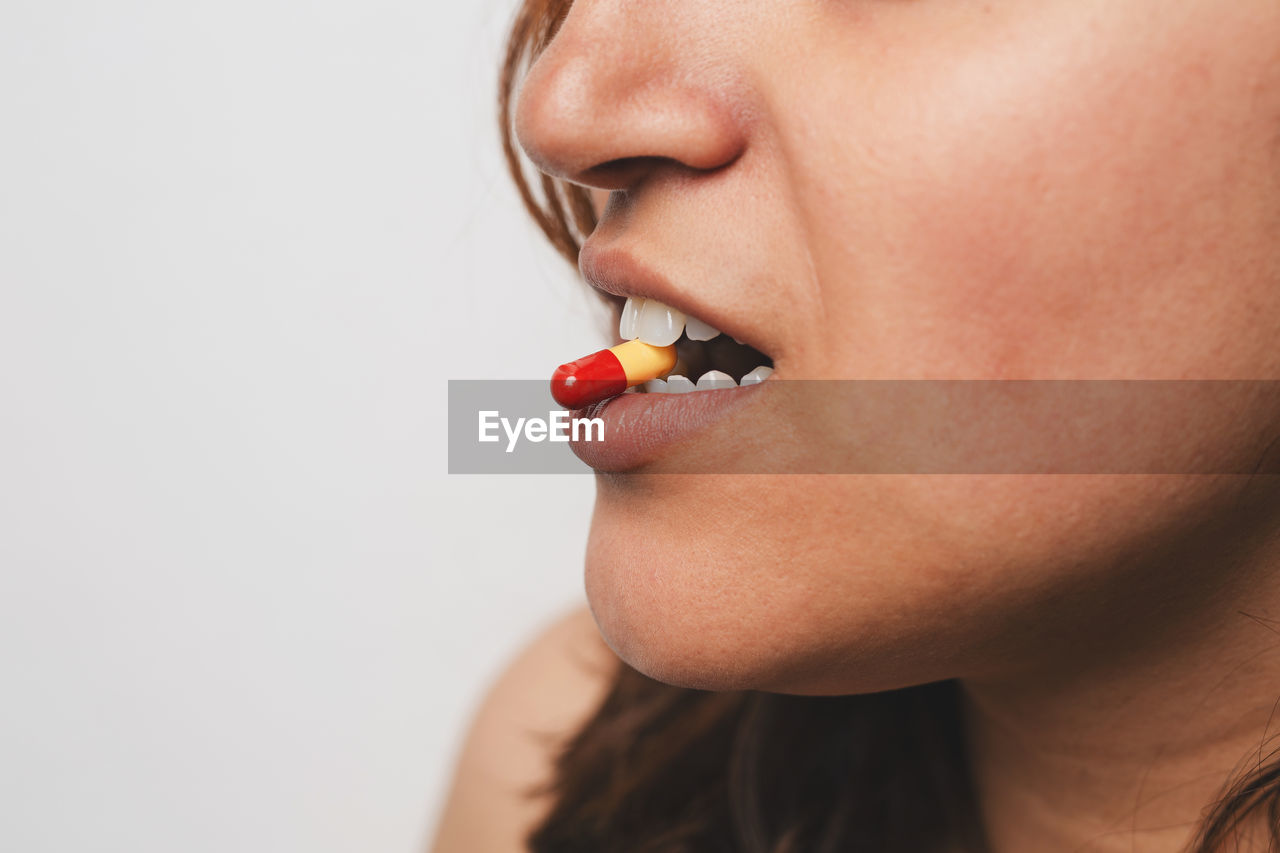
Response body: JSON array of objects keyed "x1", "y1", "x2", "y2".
[{"x1": 579, "y1": 472, "x2": 960, "y2": 696}]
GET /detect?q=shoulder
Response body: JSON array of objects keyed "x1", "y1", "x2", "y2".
[{"x1": 428, "y1": 604, "x2": 618, "y2": 853}]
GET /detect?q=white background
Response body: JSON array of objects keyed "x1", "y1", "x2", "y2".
[{"x1": 0, "y1": 1, "x2": 606, "y2": 850}]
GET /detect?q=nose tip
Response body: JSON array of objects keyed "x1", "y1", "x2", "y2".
[{"x1": 512, "y1": 11, "x2": 747, "y2": 190}]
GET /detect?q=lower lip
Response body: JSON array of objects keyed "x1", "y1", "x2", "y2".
[{"x1": 568, "y1": 382, "x2": 767, "y2": 472}]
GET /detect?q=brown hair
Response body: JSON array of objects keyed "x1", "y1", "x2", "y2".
[
  {"x1": 497, "y1": 0, "x2": 596, "y2": 269},
  {"x1": 496, "y1": 2, "x2": 1280, "y2": 849}
]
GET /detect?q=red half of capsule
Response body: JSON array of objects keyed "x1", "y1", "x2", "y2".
[{"x1": 551, "y1": 348, "x2": 628, "y2": 409}]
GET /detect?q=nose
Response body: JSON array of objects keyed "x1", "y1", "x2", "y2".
[{"x1": 513, "y1": 0, "x2": 748, "y2": 191}]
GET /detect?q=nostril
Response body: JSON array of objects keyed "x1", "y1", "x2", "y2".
[{"x1": 581, "y1": 156, "x2": 669, "y2": 191}]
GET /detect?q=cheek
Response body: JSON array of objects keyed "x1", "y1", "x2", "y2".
[{"x1": 795, "y1": 0, "x2": 1280, "y2": 379}]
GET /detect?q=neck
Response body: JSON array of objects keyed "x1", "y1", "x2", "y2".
[{"x1": 960, "y1": 489, "x2": 1280, "y2": 853}]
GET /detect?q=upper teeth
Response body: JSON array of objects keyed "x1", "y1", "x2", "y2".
[
  {"x1": 620, "y1": 296, "x2": 772, "y2": 392},
  {"x1": 619, "y1": 297, "x2": 719, "y2": 346},
  {"x1": 684, "y1": 315, "x2": 720, "y2": 341}
]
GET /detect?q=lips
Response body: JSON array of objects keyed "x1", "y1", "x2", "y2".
[
  {"x1": 567, "y1": 380, "x2": 768, "y2": 472},
  {"x1": 578, "y1": 243, "x2": 775, "y2": 393},
  {"x1": 579, "y1": 243, "x2": 774, "y2": 358},
  {"x1": 556, "y1": 242, "x2": 777, "y2": 470}
]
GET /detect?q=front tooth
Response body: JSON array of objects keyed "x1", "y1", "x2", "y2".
[
  {"x1": 636, "y1": 299, "x2": 685, "y2": 347},
  {"x1": 665, "y1": 375, "x2": 695, "y2": 394},
  {"x1": 740, "y1": 365, "x2": 773, "y2": 386},
  {"x1": 696, "y1": 370, "x2": 736, "y2": 390},
  {"x1": 643, "y1": 378, "x2": 668, "y2": 393},
  {"x1": 684, "y1": 315, "x2": 720, "y2": 341},
  {"x1": 619, "y1": 297, "x2": 642, "y2": 340}
]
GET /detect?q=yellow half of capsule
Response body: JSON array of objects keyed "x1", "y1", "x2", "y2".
[{"x1": 610, "y1": 339, "x2": 677, "y2": 386}]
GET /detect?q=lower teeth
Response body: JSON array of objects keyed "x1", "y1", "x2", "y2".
[
  {"x1": 696, "y1": 370, "x2": 736, "y2": 391},
  {"x1": 638, "y1": 330, "x2": 773, "y2": 393},
  {"x1": 642, "y1": 365, "x2": 773, "y2": 394}
]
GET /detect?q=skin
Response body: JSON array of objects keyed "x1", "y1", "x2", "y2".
[{"x1": 514, "y1": 1, "x2": 1280, "y2": 849}]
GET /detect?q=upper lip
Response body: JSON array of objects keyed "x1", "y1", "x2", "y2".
[
  {"x1": 578, "y1": 239, "x2": 673, "y2": 304},
  {"x1": 578, "y1": 239, "x2": 766, "y2": 354}
]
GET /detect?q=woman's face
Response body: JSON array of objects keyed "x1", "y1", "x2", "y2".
[{"x1": 515, "y1": 0, "x2": 1280, "y2": 693}]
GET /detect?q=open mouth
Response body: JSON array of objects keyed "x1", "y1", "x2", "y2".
[
  {"x1": 553, "y1": 245, "x2": 777, "y2": 468},
  {"x1": 618, "y1": 296, "x2": 774, "y2": 393}
]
